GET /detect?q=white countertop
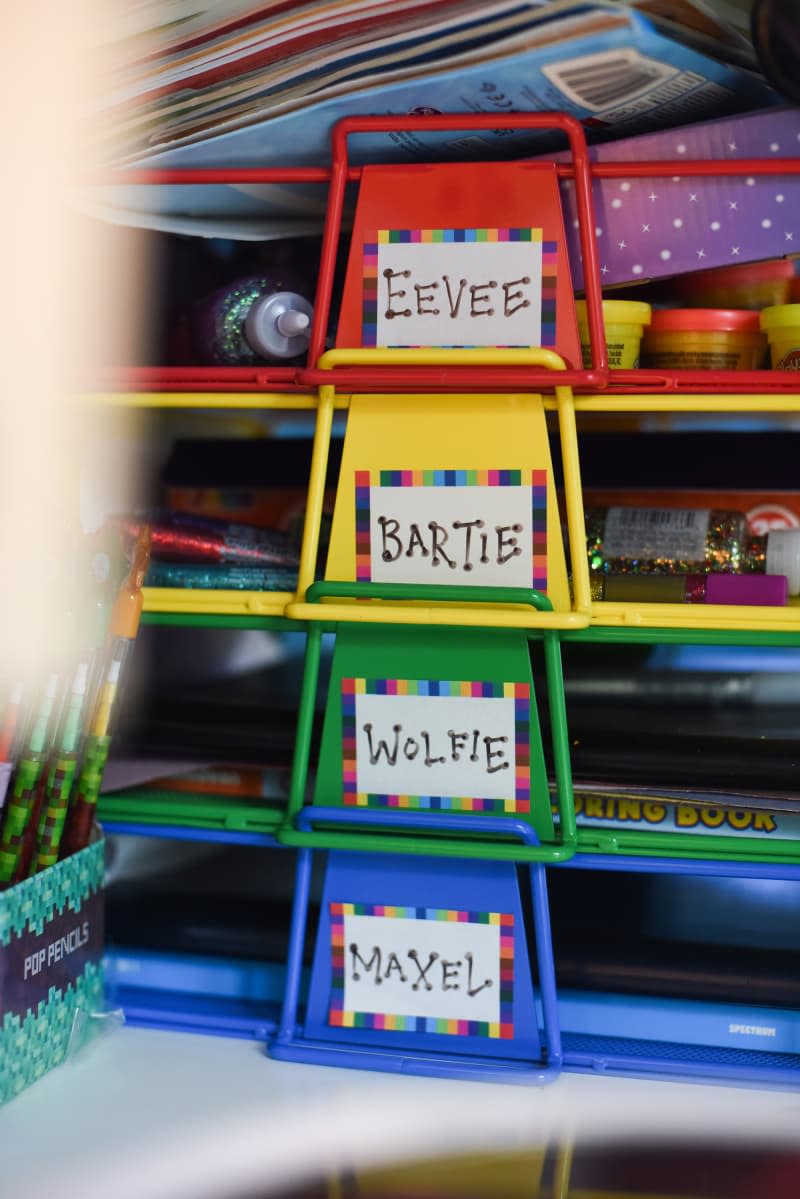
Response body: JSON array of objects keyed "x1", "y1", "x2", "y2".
[{"x1": 2, "y1": 1025, "x2": 799, "y2": 1199}]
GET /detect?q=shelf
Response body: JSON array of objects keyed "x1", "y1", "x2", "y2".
[
  {"x1": 82, "y1": 388, "x2": 347, "y2": 409},
  {"x1": 97, "y1": 790, "x2": 285, "y2": 839},
  {"x1": 98, "y1": 820, "x2": 281, "y2": 846},
  {"x1": 141, "y1": 594, "x2": 800, "y2": 638},
  {"x1": 558, "y1": 624, "x2": 800, "y2": 646},
  {"x1": 564, "y1": 848, "x2": 800, "y2": 879},
  {"x1": 94, "y1": 379, "x2": 800, "y2": 631},
  {"x1": 142, "y1": 586, "x2": 296, "y2": 620},
  {"x1": 586, "y1": 600, "x2": 800, "y2": 637},
  {"x1": 563, "y1": 392, "x2": 800, "y2": 412},
  {"x1": 140, "y1": 610, "x2": 304, "y2": 630},
  {"x1": 87, "y1": 377, "x2": 800, "y2": 402}
]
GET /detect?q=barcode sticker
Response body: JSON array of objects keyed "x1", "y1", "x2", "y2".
[
  {"x1": 602, "y1": 507, "x2": 711, "y2": 562},
  {"x1": 542, "y1": 50, "x2": 678, "y2": 112}
]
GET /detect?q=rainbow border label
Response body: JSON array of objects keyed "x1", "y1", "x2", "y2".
[
  {"x1": 329, "y1": 902, "x2": 514, "y2": 1039},
  {"x1": 354, "y1": 468, "x2": 548, "y2": 593},
  {"x1": 341, "y1": 678, "x2": 531, "y2": 813},
  {"x1": 362, "y1": 228, "x2": 557, "y2": 347}
]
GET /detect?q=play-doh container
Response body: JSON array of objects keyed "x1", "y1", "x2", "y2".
[
  {"x1": 575, "y1": 299, "x2": 651, "y2": 368},
  {"x1": 760, "y1": 303, "x2": 800, "y2": 370},
  {"x1": 640, "y1": 309, "x2": 766, "y2": 370}
]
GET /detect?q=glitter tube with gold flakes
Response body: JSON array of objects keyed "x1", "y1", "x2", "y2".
[{"x1": 585, "y1": 504, "x2": 800, "y2": 595}]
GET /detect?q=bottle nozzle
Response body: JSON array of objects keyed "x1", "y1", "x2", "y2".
[
  {"x1": 244, "y1": 290, "x2": 313, "y2": 360},
  {"x1": 276, "y1": 309, "x2": 310, "y2": 337}
]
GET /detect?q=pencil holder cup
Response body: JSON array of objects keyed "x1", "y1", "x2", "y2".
[{"x1": 0, "y1": 837, "x2": 105, "y2": 1104}]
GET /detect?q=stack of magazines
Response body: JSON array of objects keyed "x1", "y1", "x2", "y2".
[{"x1": 93, "y1": 0, "x2": 776, "y2": 234}]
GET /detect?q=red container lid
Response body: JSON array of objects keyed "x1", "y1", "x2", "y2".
[
  {"x1": 680, "y1": 258, "x2": 796, "y2": 291},
  {"x1": 647, "y1": 308, "x2": 763, "y2": 333}
]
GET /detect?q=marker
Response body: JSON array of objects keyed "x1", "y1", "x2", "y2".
[
  {"x1": 29, "y1": 663, "x2": 89, "y2": 874},
  {"x1": 0, "y1": 674, "x2": 60, "y2": 886},
  {"x1": 83, "y1": 525, "x2": 126, "y2": 720},
  {"x1": 0, "y1": 681, "x2": 25, "y2": 821},
  {"x1": 61, "y1": 528, "x2": 151, "y2": 857},
  {"x1": 0, "y1": 680, "x2": 24, "y2": 762}
]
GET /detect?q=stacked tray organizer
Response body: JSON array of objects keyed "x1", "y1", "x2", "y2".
[{"x1": 95, "y1": 112, "x2": 800, "y2": 1086}]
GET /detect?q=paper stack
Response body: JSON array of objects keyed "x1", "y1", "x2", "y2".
[{"x1": 91, "y1": 0, "x2": 778, "y2": 235}]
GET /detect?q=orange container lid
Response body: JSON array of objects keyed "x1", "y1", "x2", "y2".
[
  {"x1": 647, "y1": 308, "x2": 762, "y2": 334},
  {"x1": 679, "y1": 258, "x2": 796, "y2": 291}
]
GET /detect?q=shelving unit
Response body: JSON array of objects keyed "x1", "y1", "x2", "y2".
[{"x1": 90, "y1": 111, "x2": 800, "y2": 1083}]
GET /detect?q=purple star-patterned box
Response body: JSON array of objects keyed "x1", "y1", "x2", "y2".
[{"x1": 548, "y1": 106, "x2": 800, "y2": 290}]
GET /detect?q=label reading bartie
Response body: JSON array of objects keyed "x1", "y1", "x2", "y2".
[{"x1": 356, "y1": 471, "x2": 548, "y2": 592}]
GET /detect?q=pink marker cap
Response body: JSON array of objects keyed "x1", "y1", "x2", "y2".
[{"x1": 704, "y1": 573, "x2": 788, "y2": 606}]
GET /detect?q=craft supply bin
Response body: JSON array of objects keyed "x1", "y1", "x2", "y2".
[{"x1": 86, "y1": 111, "x2": 800, "y2": 1084}]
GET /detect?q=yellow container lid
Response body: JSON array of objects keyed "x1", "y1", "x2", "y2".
[
  {"x1": 760, "y1": 303, "x2": 800, "y2": 332},
  {"x1": 575, "y1": 299, "x2": 652, "y2": 327}
]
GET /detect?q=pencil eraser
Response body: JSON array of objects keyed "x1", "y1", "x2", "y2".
[{"x1": 704, "y1": 573, "x2": 788, "y2": 606}]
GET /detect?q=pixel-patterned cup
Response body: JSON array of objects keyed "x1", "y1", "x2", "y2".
[
  {"x1": 760, "y1": 303, "x2": 800, "y2": 370},
  {"x1": 575, "y1": 299, "x2": 651, "y2": 369}
]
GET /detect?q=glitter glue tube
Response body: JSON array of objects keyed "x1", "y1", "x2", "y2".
[
  {"x1": 29, "y1": 662, "x2": 89, "y2": 874},
  {"x1": 145, "y1": 561, "x2": 298, "y2": 591},
  {"x1": 0, "y1": 674, "x2": 60, "y2": 885},
  {"x1": 585, "y1": 506, "x2": 800, "y2": 595},
  {"x1": 61, "y1": 529, "x2": 151, "y2": 858},
  {"x1": 116, "y1": 512, "x2": 298, "y2": 568},
  {"x1": 191, "y1": 273, "x2": 313, "y2": 365},
  {"x1": 591, "y1": 572, "x2": 789, "y2": 606}
]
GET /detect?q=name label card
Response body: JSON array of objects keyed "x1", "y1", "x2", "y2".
[
  {"x1": 329, "y1": 902, "x2": 514, "y2": 1037},
  {"x1": 342, "y1": 678, "x2": 531, "y2": 813},
  {"x1": 355, "y1": 469, "x2": 547, "y2": 592},
  {"x1": 363, "y1": 228, "x2": 557, "y2": 349}
]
